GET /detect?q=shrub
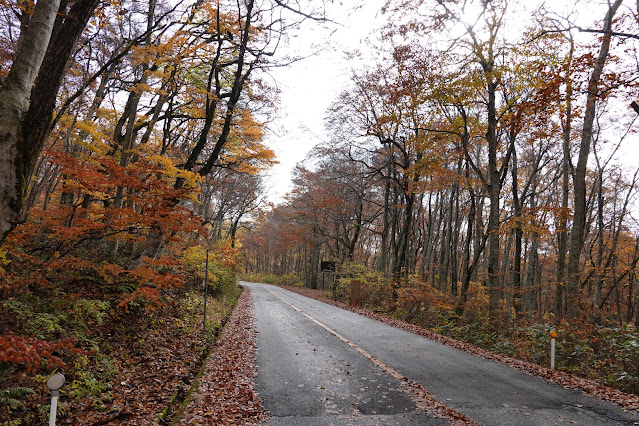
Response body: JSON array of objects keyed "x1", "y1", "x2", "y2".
[
  {"x1": 460, "y1": 282, "x2": 489, "y2": 325},
  {"x1": 0, "y1": 386, "x2": 35, "y2": 411},
  {"x1": 0, "y1": 334, "x2": 74, "y2": 374},
  {"x1": 179, "y1": 242, "x2": 240, "y2": 297}
]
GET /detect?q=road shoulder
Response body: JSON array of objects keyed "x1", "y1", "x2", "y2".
[{"x1": 178, "y1": 287, "x2": 265, "y2": 424}]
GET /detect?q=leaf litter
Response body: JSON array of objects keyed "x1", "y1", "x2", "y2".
[{"x1": 178, "y1": 288, "x2": 265, "y2": 424}]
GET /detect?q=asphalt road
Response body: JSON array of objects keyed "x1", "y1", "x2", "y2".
[{"x1": 244, "y1": 282, "x2": 639, "y2": 425}]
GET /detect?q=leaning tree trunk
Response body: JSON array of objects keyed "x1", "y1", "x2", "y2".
[{"x1": 0, "y1": 0, "x2": 62, "y2": 243}]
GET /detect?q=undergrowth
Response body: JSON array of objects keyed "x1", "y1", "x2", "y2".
[
  {"x1": 0, "y1": 240, "x2": 242, "y2": 424},
  {"x1": 242, "y1": 272, "x2": 302, "y2": 287}
]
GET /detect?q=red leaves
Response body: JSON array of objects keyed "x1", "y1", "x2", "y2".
[
  {"x1": 0, "y1": 334, "x2": 75, "y2": 374},
  {"x1": 116, "y1": 257, "x2": 186, "y2": 311}
]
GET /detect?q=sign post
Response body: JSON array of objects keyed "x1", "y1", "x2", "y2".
[
  {"x1": 320, "y1": 261, "x2": 336, "y2": 294},
  {"x1": 350, "y1": 280, "x2": 362, "y2": 307},
  {"x1": 203, "y1": 249, "x2": 209, "y2": 334}
]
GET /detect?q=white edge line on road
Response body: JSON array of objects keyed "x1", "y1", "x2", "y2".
[
  {"x1": 267, "y1": 287, "x2": 406, "y2": 382},
  {"x1": 265, "y1": 286, "x2": 477, "y2": 425}
]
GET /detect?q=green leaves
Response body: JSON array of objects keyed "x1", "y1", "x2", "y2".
[{"x1": 0, "y1": 386, "x2": 35, "y2": 411}]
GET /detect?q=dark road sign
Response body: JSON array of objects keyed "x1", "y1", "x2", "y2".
[{"x1": 320, "y1": 261, "x2": 335, "y2": 271}]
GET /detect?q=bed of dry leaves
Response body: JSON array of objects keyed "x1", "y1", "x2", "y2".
[
  {"x1": 0, "y1": 289, "x2": 233, "y2": 425},
  {"x1": 33, "y1": 287, "x2": 261, "y2": 425},
  {"x1": 177, "y1": 288, "x2": 264, "y2": 425},
  {"x1": 281, "y1": 285, "x2": 639, "y2": 415},
  {"x1": 57, "y1": 302, "x2": 218, "y2": 425}
]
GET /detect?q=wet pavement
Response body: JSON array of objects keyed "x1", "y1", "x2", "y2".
[{"x1": 245, "y1": 282, "x2": 639, "y2": 425}]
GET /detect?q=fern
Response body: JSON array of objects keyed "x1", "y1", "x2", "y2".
[{"x1": 0, "y1": 387, "x2": 35, "y2": 410}]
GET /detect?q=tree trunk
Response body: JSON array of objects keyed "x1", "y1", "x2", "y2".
[
  {"x1": 0, "y1": 0, "x2": 62, "y2": 243},
  {"x1": 511, "y1": 148, "x2": 523, "y2": 314},
  {"x1": 451, "y1": 179, "x2": 461, "y2": 295},
  {"x1": 0, "y1": 0, "x2": 99, "y2": 244},
  {"x1": 524, "y1": 187, "x2": 539, "y2": 315},
  {"x1": 593, "y1": 169, "x2": 605, "y2": 317},
  {"x1": 378, "y1": 147, "x2": 392, "y2": 274},
  {"x1": 555, "y1": 36, "x2": 573, "y2": 321},
  {"x1": 486, "y1": 77, "x2": 503, "y2": 321},
  {"x1": 460, "y1": 186, "x2": 476, "y2": 303},
  {"x1": 566, "y1": 0, "x2": 622, "y2": 319}
]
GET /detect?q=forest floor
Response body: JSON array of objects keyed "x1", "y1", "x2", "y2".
[
  {"x1": 176, "y1": 287, "x2": 264, "y2": 424},
  {"x1": 57, "y1": 290, "x2": 240, "y2": 425},
  {"x1": 0, "y1": 285, "x2": 251, "y2": 425},
  {"x1": 56, "y1": 286, "x2": 263, "y2": 425}
]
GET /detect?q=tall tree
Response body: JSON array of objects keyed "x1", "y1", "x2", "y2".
[
  {"x1": 565, "y1": 0, "x2": 623, "y2": 319},
  {"x1": 0, "y1": 0, "x2": 100, "y2": 243}
]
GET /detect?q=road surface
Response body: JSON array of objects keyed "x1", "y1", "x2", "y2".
[{"x1": 244, "y1": 282, "x2": 639, "y2": 425}]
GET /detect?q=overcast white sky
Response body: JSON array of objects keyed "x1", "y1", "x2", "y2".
[
  {"x1": 262, "y1": 1, "x2": 387, "y2": 201},
  {"x1": 261, "y1": 0, "x2": 639, "y2": 203}
]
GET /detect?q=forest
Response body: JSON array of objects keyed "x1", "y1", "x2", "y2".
[
  {"x1": 242, "y1": 0, "x2": 639, "y2": 401},
  {"x1": 2, "y1": 0, "x2": 639, "y2": 423},
  {"x1": 0, "y1": 0, "x2": 315, "y2": 422}
]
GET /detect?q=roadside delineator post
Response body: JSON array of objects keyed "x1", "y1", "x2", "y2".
[
  {"x1": 47, "y1": 373, "x2": 65, "y2": 426},
  {"x1": 550, "y1": 330, "x2": 557, "y2": 370},
  {"x1": 203, "y1": 249, "x2": 209, "y2": 334}
]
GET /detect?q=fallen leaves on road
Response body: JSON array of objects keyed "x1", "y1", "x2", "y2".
[
  {"x1": 401, "y1": 378, "x2": 476, "y2": 425},
  {"x1": 178, "y1": 288, "x2": 265, "y2": 425}
]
